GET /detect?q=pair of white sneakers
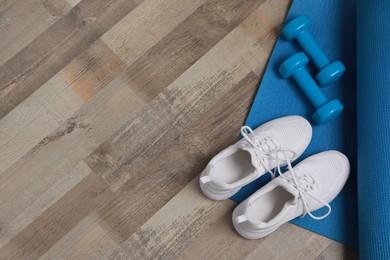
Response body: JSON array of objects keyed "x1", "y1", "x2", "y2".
[{"x1": 199, "y1": 116, "x2": 350, "y2": 239}]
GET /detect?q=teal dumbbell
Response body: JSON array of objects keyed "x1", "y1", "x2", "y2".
[
  {"x1": 282, "y1": 15, "x2": 345, "y2": 86},
  {"x1": 279, "y1": 52, "x2": 344, "y2": 124}
]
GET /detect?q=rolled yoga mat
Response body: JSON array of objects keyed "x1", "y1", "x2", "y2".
[
  {"x1": 230, "y1": 0, "x2": 359, "y2": 250},
  {"x1": 357, "y1": 1, "x2": 390, "y2": 259}
]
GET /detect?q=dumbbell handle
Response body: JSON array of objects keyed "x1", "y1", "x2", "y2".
[
  {"x1": 296, "y1": 31, "x2": 331, "y2": 69},
  {"x1": 292, "y1": 68, "x2": 329, "y2": 109}
]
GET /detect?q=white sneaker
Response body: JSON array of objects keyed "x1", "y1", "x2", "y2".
[
  {"x1": 232, "y1": 150, "x2": 350, "y2": 239},
  {"x1": 199, "y1": 116, "x2": 312, "y2": 200}
]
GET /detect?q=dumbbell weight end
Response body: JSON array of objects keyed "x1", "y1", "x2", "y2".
[
  {"x1": 279, "y1": 52, "x2": 344, "y2": 125},
  {"x1": 312, "y1": 99, "x2": 344, "y2": 125},
  {"x1": 282, "y1": 15, "x2": 346, "y2": 86}
]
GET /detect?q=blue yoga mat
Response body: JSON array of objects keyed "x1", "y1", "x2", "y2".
[
  {"x1": 357, "y1": 1, "x2": 390, "y2": 259},
  {"x1": 230, "y1": 0, "x2": 359, "y2": 249}
]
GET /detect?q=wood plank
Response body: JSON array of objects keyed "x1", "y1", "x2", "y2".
[
  {"x1": 122, "y1": 0, "x2": 268, "y2": 101},
  {"x1": 110, "y1": 178, "x2": 235, "y2": 259},
  {"x1": 0, "y1": 0, "x2": 17, "y2": 12},
  {"x1": 65, "y1": 0, "x2": 82, "y2": 7},
  {"x1": 39, "y1": 213, "x2": 121, "y2": 260},
  {"x1": 0, "y1": 162, "x2": 92, "y2": 247},
  {"x1": 58, "y1": 40, "x2": 126, "y2": 101},
  {"x1": 0, "y1": 75, "x2": 84, "y2": 174},
  {"x1": 59, "y1": 0, "x2": 208, "y2": 101},
  {"x1": 0, "y1": 173, "x2": 113, "y2": 259},
  {"x1": 0, "y1": 0, "x2": 139, "y2": 119},
  {"x1": 101, "y1": 0, "x2": 209, "y2": 65},
  {"x1": 0, "y1": 0, "x2": 80, "y2": 65}
]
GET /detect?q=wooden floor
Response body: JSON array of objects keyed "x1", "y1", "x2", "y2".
[{"x1": 0, "y1": 0, "x2": 358, "y2": 259}]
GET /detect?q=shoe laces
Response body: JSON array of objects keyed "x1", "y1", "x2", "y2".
[
  {"x1": 241, "y1": 126, "x2": 331, "y2": 220},
  {"x1": 241, "y1": 126, "x2": 291, "y2": 179},
  {"x1": 278, "y1": 156, "x2": 331, "y2": 220}
]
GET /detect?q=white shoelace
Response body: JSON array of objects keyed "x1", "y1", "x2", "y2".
[
  {"x1": 241, "y1": 126, "x2": 287, "y2": 179},
  {"x1": 241, "y1": 126, "x2": 331, "y2": 220}
]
